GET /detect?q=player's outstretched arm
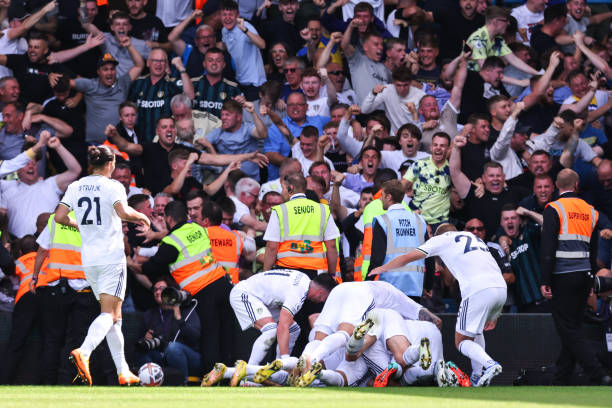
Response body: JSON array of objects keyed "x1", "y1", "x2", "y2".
[
  {"x1": 114, "y1": 201, "x2": 151, "y2": 231},
  {"x1": 368, "y1": 249, "x2": 426, "y2": 277}
]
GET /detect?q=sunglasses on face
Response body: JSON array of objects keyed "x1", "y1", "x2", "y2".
[
  {"x1": 285, "y1": 68, "x2": 298, "y2": 73},
  {"x1": 465, "y1": 226, "x2": 485, "y2": 232},
  {"x1": 328, "y1": 70, "x2": 344, "y2": 75}
]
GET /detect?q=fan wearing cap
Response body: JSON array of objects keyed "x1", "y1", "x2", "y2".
[
  {"x1": 490, "y1": 101, "x2": 530, "y2": 181},
  {"x1": 64, "y1": 50, "x2": 144, "y2": 144}
]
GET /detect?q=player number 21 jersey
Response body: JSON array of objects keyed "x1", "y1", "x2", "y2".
[
  {"x1": 60, "y1": 175, "x2": 127, "y2": 267},
  {"x1": 417, "y1": 231, "x2": 507, "y2": 298}
]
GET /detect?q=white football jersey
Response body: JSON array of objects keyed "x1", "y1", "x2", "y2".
[
  {"x1": 59, "y1": 175, "x2": 127, "y2": 266},
  {"x1": 236, "y1": 269, "x2": 311, "y2": 316},
  {"x1": 417, "y1": 231, "x2": 507, "y2": 298}
]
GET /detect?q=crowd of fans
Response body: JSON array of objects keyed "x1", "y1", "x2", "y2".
[{"x1": 2, "y1": 0, "x2": 612, "y2": 384}]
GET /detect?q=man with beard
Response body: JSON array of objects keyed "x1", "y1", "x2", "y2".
[
  {"x1": 0, "y1": 32, "x2": 81, "y2": 104},
  {"x1": 71, "y1": 51, "x2": 143, "y2": 144},
  {"x1": 451, "y1": 142, "x2": 527, "y2": 240},
  {"x1": 316, "y1": 33, "x2": 357, "y2": 105},
  {"x1": 301, "y1": 68, "x2": 336, "y2": 118},
  {"x1": 518, "y1": 174, "x2": 556, "y2": 214},
  {"x1": 128, "y1": 48, "x2": 194, "y2": 143},
  {"x1": 168, "y1": 9, "x2": 234, "y2": 79}
]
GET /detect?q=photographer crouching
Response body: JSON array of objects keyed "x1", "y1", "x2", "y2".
[{"x1": 136, "y1": 278, "x2": 201, "y2": 384}]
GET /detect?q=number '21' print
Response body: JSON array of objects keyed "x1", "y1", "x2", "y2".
[{"x1": 78, "y1": 197, "x2": 101, "y2": 225}]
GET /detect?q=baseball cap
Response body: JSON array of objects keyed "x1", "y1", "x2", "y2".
[{"x1": 98, "y1": 53, "x2": 119, "y2": 68}]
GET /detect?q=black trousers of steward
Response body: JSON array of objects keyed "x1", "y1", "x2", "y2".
[
  {"x1": 194, "y1": 275, "x2": 235, "y2": 372},
  {"x1": 550, "y1": 271, "x2": 607, "y2": 384}
]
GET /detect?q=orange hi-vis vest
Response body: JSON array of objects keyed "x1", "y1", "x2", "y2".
[
  {"x1": 207, "y1": 225, "x2": 243, "y2": 284},
  {"x1": 356, "y1": 189, "x2": 384, "y2": 281},
  {"x1": 162, "y1": 223, "x2": 227, "y2": 295},
  {"x1": 40, "y1": 214, "x2": 85, "y2": 286},
  {"x1": 271, "y1": 197, "x2": 333, "y2": 273},
  {"x1": 103, "y1": 140, "x2": 129, "y2": 162},
  {"x1": 546, "y1": 197, "x2": 598, "y2": 274},
  {"x1": 14, "y1": 252, "x2": 41, "y2": 304}
]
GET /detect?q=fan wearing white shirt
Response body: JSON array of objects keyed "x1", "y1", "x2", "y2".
[
  {"x1": 301, "y1": 67, "x2": 337, "y2": 118},
  {"x1": 370, "y1": 223, "x2": 507, "y2": 387}
]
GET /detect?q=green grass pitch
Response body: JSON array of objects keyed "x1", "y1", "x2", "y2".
[{"x1": 1, "y1": 386, "x2": 612, "y2": 408}]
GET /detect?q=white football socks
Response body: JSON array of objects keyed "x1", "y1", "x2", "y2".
[
  {"x1": 346, "y1": 333, "x2": 365, "y2": 356},
  {"x1": 319, "y1": 370, "x2": 345, "y2": 386},
  {"x1": 310, "y1": 331, "x2": 350, "y2": 364},
  {"x1": 280, "y1": 356, "x2": 299, "y2": 370},
  {"x1": 248, "y1": 322, "x2": 277, "y2": 365},
  {"x1": 471, "y1": 334, "x2": 486, "y2": 376},
  {"x1": 80, "y1": 312, "x2": 114, "y2": 358},
  {"x1": 459, "y1": 338, "x2": 492, "y2": 369},
  {"x1": 402, "y1": 344, "x2": 420, "y2": 366},
  {"x1": 105, "y1": 318, "x2": 130, "y2": 374}
]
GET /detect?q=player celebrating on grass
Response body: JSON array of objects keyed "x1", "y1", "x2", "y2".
[
  {"x1": 201, "y1": 270, "x2": 336, "y2": 386},
  {"x1": 292, "y1": 281, "x2": 441, "y2": 387},
  {"x1": 370, "y1": 223, "x2": 507, "y2": 387},
  {"x1": 55, "y1": 145, "x2": 151, "y2": 386},
  {"x1": 316, "y1": 307, "x2": 438, "y2": 388}
]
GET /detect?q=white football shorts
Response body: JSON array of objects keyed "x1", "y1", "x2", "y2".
[
  {"x1": 456, "y1": 287, "x2": 506, "y2": 337},
  {"x1": 83, "y1": 263, "x2": 127, "y2": 301}
]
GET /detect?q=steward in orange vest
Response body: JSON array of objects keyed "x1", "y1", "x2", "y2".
[
  {"x1": 200, "y1": 201, "x2": 245, "y2": 284},
  {"x1": 142, "y1": 201, "x2": 234, "y2": 372}
]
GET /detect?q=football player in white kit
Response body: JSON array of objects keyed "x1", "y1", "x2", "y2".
[
  {"x1": 370, "y1": 223, "x2": 507, "y2": 387},
  {"x1": 317, "y1": 308, "x2": 440, "y2": 388},
  {"x1": 54, "y1": 145, "x2": 151, "y2": 386},
  {"x1": 293, "y1": 281, "x2": 441, "y2": 387},
  {"x1": 201, "y1": 270, "x2": 336, "y2": 386}
]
